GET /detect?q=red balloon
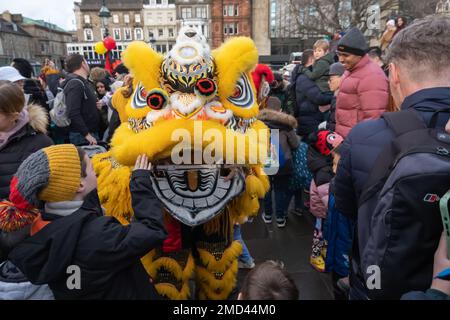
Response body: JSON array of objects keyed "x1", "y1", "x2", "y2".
[{"x1": 103, "y1": 36, "x2": 116, "y2": 51}]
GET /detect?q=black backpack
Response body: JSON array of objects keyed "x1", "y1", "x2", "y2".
[
  {"x1": 356, "y1": 109, "x2": 450, "y2": 300},
  {"x1": 284, "y1": 64, "x2": 301, "y2": 117}
]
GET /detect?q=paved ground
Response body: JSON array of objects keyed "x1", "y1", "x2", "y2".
[{"x1": 236, "y1": 211, "x2": 334, "y2": 300}]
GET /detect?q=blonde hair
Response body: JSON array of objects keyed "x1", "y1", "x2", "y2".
[
  {"x1": 313, "y1": 39, "x2": 330, "y2": 52},
  {"x1": 0, "y1": 80, "x2": 25, "y2": 114}
]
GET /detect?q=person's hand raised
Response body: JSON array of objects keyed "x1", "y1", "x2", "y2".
[{"x1": 134, "y1": 154, "x2": 152, "y2": 171}]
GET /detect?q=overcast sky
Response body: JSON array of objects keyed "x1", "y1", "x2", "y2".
[{"x1": 0, "y1": 0, "x2": 79, "y2": 31}]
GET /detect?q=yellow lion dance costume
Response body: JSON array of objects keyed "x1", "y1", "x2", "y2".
[{"x1": 93, "y1": 27, "x2": 270, "y2": 300}]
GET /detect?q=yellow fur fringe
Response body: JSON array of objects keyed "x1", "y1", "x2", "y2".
[
  {"x1": 196, "y1": 240, "x2": 242, "y2": 274},
  {"x1": 196, "y1": 259, "x2": 240, "y2": 300},
  {"x1": 122, "y1": 41, "x2": 163, "y2": 91},
  {"x1": 141, "y1": 250, "x2": 196, "y2": 300},
  {"x1": 213, "y1": 37, "x2": 259, "y2": 119}
]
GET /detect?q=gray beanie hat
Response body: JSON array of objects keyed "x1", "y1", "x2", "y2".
[
  {"x1": 337, "y1": 27, "x2": 369, "y2": 56},
  {"x1": 328, "y1": 63, "x2": 346, "y2": 76}
]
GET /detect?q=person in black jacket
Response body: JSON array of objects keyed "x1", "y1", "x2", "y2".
[
  {"x1": 63, "y1": 54, "x2": 100, "y2": 146},
  {"x1": 0, "y1": 81, "x2": 53, "y2": 204},
  {"x1": 295, "y1": 50, "x2": 333, "y2": 139},
  {"x1": 258, "y1": 97, "x2": 300, "y2": 228},
  {"x1": 11, "y1": 58, "x2": 48, "y2": 111},
  {"x1": 1, "y1": 145, "x2": 167, "y2": 300},
  {"x1": 335, "y1": 16, "x2": 450, "y2": 300}
]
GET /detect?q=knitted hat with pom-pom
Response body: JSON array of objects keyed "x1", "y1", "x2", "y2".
[{"x1": 0, "y1": 144, "x2": 82, "y2": 232}]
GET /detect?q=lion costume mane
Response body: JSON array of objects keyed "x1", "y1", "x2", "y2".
[{"x1": 93, "y1": 27, "x2": 270, "y2": 300}]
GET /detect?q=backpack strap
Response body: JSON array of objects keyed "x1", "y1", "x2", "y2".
[
  {"x1": 64, "y1": 78, "x2": 88, "y2": 100},
  {"x1": 382, "y1": 109, "x2": 426, "y2": 137}
]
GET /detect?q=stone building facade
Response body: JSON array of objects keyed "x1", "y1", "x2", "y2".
[
  {"x1": 143, "y1": 0, "x2": 177, "y2": 53},
  {"x1": 70, "y1": 0, "x2": 144, "y2": 64}
]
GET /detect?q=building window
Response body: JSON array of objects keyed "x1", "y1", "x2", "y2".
[
  {"x1": 124, "y1": 28, "x2": 132, "y2": 41},
  {"x1": 158, "y1": 28, "x2": 164, "y2": 37},
  {"x1": 84, "y1": 28, "x2": 93, "y2": 41},
  {"x1": 235, "y1": 5, "x2": 239, "y2": 16},
  {"x1": 113, "y1": 14, "x2": 119, "y2": 24},
  {"x1": 224, "y1": 23, "x2": 238, "y2": 35},
  {"x1": 84, "y1": 15, "x2": 90, "y2": 24},
  {"x1": 135, "y1": 14, "x2": 141, "y2": 23},
  {"x1": 225, "y1": 5, "x2": 235, "y2": 17},
  {"x1": 168, "y1": 28, "x2": 174, "y2": 38},
  {"x1": 113, "y1": 28, "x2": 121, "y2": 41},
  {"x1": 196, "y1": 7, "x2": 206, "y2": 19},
  {"x1": 181, "y1": 7, "x2": 192, "y2": 19},
  {"x1": 134, "y1": 28, "x2": 143, "y2": 40},
  {"x1": 124, "y1": 14, "x2": 130, "y2": 24}
]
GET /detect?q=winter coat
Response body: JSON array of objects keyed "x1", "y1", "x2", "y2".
[
  {"x1": 9, "y1": 171, "x2": 168, "y2": 300},
  {"x1": 63, "y1": 74, "x2": 99, "y2": 137},
  {"x1": 301, "y1": 52, "x2": 334, "y2": 93},
  {"x1": 335, "y1": 55, "x2": 389, "y2": 138},
  {"x1": 307, "y1": 146, "x2": 333, "y2": 218},
  {"x1": 309, "y1": 180, "x2": 329, "y2": 219},
  {"x1": 324, "y1": 191, "x2": 354, "y2": 277},
  {"x1": 379, "y1": 28, "x2": 396, "y2": 51},
  {"x1": 295, "y1": 72, "x2": 333, "y2": 137},
  {"x1": 24, "y1": 79, "x2": 48, "y2": 112},
  {"x1": 0, "y1": 104, "x2": 53, "y2": 201},
  {"x1": 334, "y1": 87, "x2": 450, "y2": 299},
  {"x1": 0, "y1": 261, "x2": 54, "y2": 300},
  {"x1": 258, "y1": 109, "x2": 299, "y2": 175}
]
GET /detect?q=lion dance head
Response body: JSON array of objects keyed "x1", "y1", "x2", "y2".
[{"x1": 93, "y1": 27, "x2": 270, "y2": 300}]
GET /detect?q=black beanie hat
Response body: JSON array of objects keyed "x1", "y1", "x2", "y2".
[{"x1": 337, "y1": 27, "x2": 369, "y2": 56}]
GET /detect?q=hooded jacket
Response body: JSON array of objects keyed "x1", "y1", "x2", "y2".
[
  {"x1": 0, "y1": 104, "x2": 53, "y2": 201},
  {"x1": 9, "y1": 171, "x2": 168, "y2": 300},
  {"x1": 335, "y1": 87, "x2": 450, "y2": 300},
  {"x1": 258, "y1": 108, "x2": 299, "y2": 175},
  {"x1": 295, "y1": 71, "x2": 333, "y2": 137},
  {"x1": 335, "y1": 55, "x2": 389, "y2": 138}
]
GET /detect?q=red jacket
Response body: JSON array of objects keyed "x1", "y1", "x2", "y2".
[{"x1": 335, "y1": 55, "x2": 389, "y2": 138}]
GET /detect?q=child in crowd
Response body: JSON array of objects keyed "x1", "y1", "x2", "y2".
[
  {"x1": 238, "y1": 260, "x2": 299, "y2": 300},
  {"x1": 302, "y1": 39, "x2": 335, "y2": 93},
  {"x1": 0, "y1": 145, "x2": 167, "y2": 300},
  {"x1": 307, "y1": 130, "x2": 343, "y2": 272},
  {"x1": 259, "y1": 97, "x2": 300, "y2": 228},
  {"x1": 326, "y1": 62, "x2": 345, "y2": 131},
  {"x1": 324, "y1": 145, "x2": 354, "y2": 300}
]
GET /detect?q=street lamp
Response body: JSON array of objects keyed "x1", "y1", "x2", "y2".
[{"x1": 99, "y1": 0, "x2": 111, "y2": 38}]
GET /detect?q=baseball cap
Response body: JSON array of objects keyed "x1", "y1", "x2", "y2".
[{"x1": 0, "y1": 66, "x2": 26, "y2": 82}]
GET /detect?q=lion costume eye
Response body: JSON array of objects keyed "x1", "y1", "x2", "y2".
[
  {"x1": 195, "y1": 78, "x2": 217, "y2": 97},
  {"x1": 147, "y1": 90, "x2": 168, "y2": 110},
  {"x1": 227, "y1": 74, "x2": 254, "y2": 108}
]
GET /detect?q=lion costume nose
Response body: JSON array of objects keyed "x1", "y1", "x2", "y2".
[{"x1": 185, "y1": 31, "x2": 197, "y2": 38}]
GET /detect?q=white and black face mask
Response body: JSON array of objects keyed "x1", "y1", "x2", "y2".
[{"x1": 149, "y1": 165, "x2": 245, "y2": 227}]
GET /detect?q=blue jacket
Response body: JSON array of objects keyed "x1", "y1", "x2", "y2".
[
  {"x1": 294, "y1": 69, "x2": 333, "y2": 137},
  {"x1": 324, "y1": 191, "x2": 354, "y2": 277},
  {"x1": 334, "y1": 87, "x2": 450, "y2": 299}
]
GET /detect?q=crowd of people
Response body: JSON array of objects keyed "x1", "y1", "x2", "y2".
[{"x1": 0, "y1": 14, "x2": 449, "y2": 300}]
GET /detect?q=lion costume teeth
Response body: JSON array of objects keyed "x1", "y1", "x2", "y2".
[{"x1": 93, "y1": 26, "x2": 270, "y2": 300}]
